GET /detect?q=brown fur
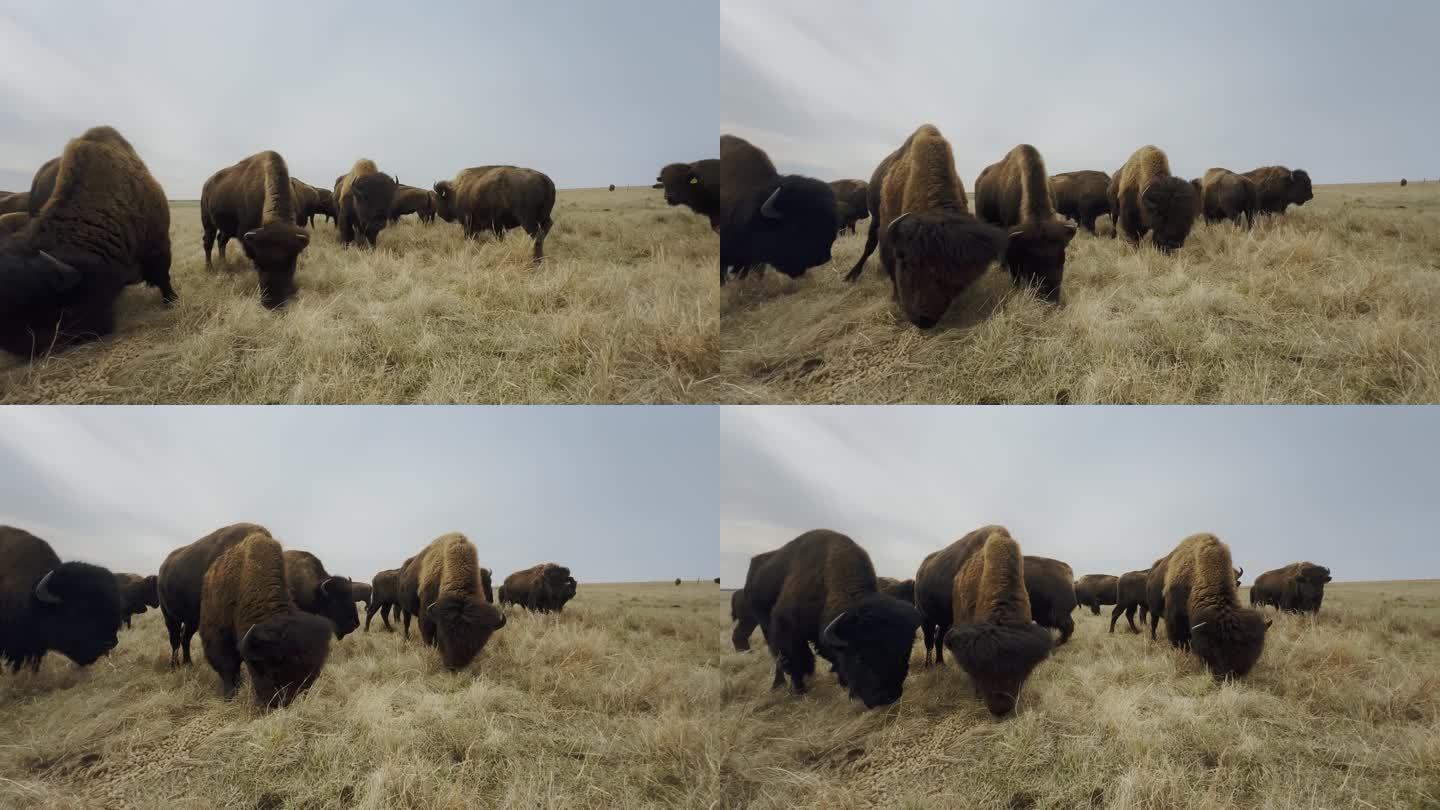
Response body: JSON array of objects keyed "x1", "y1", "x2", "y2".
[
  {"x1": 1074, "y1": 573, "x2": 1118, "y2": 614},
  {"x1": 409, "y1": 533, "x2": 505, "y2": 671},
  {"x1": 655, "y1": 159, "x2": 721, "y2": 230},
  {"x1": 1251, "y1": 562, "x2": 1331, "y2": 613},
  {"x1": 351, "y1": 581, "x2": 372, "y2": 606},
  {"x1": 0, "y1": 191, "x2": 29, "y2": 216},
  {"x1": 1200, "y1": 168, "x2": 1258, "y2": 228},
  {"x1": 281, "y1": 550, "x2": 359, "y2": 639},
  {"x1": 1242, "y1": 166, "x2": 1314, "y2": 214},
  {"x1": 1022, "y1": 556, "x2": 1076, "y2": 645},
  {"x1": 0, "y1": 211, "x2": 26, "y2": 236},
  {"x1": 365, "y1": 568, "x2": 401, "y2": 632},
  {"x1": 335, "y1": 159, "x2": 399, "y2": 248},
  {"x1": 433, "y1": 166, "x2": 556, "y2": 264},
  {"x1": 113, "y1": 573, "x2": 159, "y2": 629},
  {"x1": 201, "y1": 151, "x2": 311, "y2": 309},
  {"x1": 1148, "y1": 533, "x2": 1269, "y2": 679},
  {"x1": 843, "y1": 125, "x2": 1009, "y2": 328},
  {"x1": 1050, "y1": 170, "x2": 1111, "y2": 233},
  {"x1": 389, "y1": 184, "x2": 436, "y2": 223},
  {"x1": 829, "y1": 179, "x2": 870, "y2": 235},
  {"x1": 199, "y1": 532, "x2": 332, "y2": 707},
  {"x1": 0, "y1": 126, "x2": 175, "y2": 359},
  {"x1": 26, "y1": 158, "x2": 59, "y2": 216},
  {"x1": 975, "y1": 145, "x2": 1076, "y2": 302},
  {"x1": 158, "y1": 523, "x2": 272, "y2": 667},
  {"x1": 1109, "y1": 569, "x2": 1151, "y2": 633},
  {"x1": 1110, "y1": 145, "x2": 1200, "y2": 252}
]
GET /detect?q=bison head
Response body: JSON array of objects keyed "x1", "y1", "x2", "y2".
[
  {"x1": 737, "y1": 177, "x2": 839, "y2": 278},
  {"x1": 1188, "y1": 607, "x2": 1269, "y2": 680},
  {"x1": 1003, "y1": 218, "x2": 1075, "y2": 304},
  {"x1": 432, "y1": 181, "x2": 458, "y2": 223},
  {"x1": 943, "y1": 620, "x2": 1052, "y2": 717},
  {"x1": 28, "y1": 562, "x2": 123, "y2": 667},
  {"x1": 239, "y1": 612, "x2": 333, "y2": 708},
  {"x1": 820, "y1": 592, "x2": 921, "y2": 709},
  {"x1": 350, "y1": 173, "x2": 399, "y2": 246},
  {"x1": 1140, "y1": 177, "x2": 1199, "y2": 253},
  {"x1": 241, "y1": 223, "x2": 309, "y2": 309},
  {"x1": 1289, "y1": 169, "x2": 1314, "y2": 206},
  {"x1": 312, "y1": 576, "x2": 359, "y2": 640},
  {"x1": 1287, "y1": 563, "x2": 1331, "y2": 612},
  {"x1": 656, "y1": 162, "x2": 699, "y2": 207},
  {"x1": 0, "y1": 247, "x2": 96, "y2": 358},
  {"x1": 429, "y1": 594, "x2": 506, "y2": 672},
  {"x1": 884, "y1": 211, "x2": 1009, "y2": 328}
]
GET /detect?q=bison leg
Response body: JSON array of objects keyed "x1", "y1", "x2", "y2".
[
  {"x1": 202, "y1": 222, "x2": 216, "y2": 267},
  {"x1": 1124, "y1": 604, "x2": 1140, "y2": 633},
  {"x1": 934, "y1": 622, "x2": 951, "y2": 666},
  {"x1": 164, "y1": 611, "x2": 185, "y2": 666},
  {"x1": 1163, "y1": 601, "x2": 1189, "y2": 649},
  {"x1": 402, "y1": 610, "x2": 412, "y2": 640},
  {"x1": 1148, "y1": 602, "x2": 1162, "y2": 641},
  {"x1": 1138, "y1": 603, "x2": 1149, "y2": 624},
  {"x1": 770, "y1": 617, "x2": 814, "y2": 694},
  {"x1": 141, "y1": 246, "x2": 178, "y2": 305},
  {"x1": 843, "y1": 215, "x2": 881, "y2": 283},
  {"x1": 1108, "y1": 603, "x2": 1125, "y2": 633},
  {"x1": 381, "y1": 603, "x2": 394, "y2": 631},
  {"x1": 364, "y1": 602, "x2": 379, "y2": 632},
  {"x1": 1090, "y1": 600, "x2": 1100, "y2": 616},
  {"x1": 1055, "y1": 613, "x2": 1073, "y2": 645},
  {"x1": 530, "y1": 216, "x2": 553, "y2": 265},
  {"x1": 921, "y1": 621, "x2": 935, "y2": 665}
]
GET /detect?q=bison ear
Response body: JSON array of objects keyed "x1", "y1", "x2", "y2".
[
  {"x1": 432, "y1": 181, "x2": 449, "y2": 197},
  {"x1": 820, "y1": 611, "x2": 854, "y2": 649}
]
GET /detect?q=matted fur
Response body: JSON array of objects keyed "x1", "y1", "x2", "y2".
[
  {"x1": 0, "y1": 526, "x2": 121, "y2": 672},
  {"x1": 157, "y1": 523, "x2": 271, "y2": 667},
  {"x1": 1150, "y1": 533, "x2": 1269, "y2": 679},
  {"x1": 409, "y1": 533, "x2": 505, "y2": 671},
  {"x1": 432, "y1": 166, "x2": 556, "y2": 264},
  {"x1": 1110, "y1": 145, "x2": 1199, "y2": 252},
  {"x1": 1074, "y1": 573, "x2": 1119, "y2": 614},
  {"x1": 655, "y1": 159, "x2": 721, "y2": 229},
  {"x1": 975, "y1": 144, "x2": 1076, "y2": 302},
  {"x1": 1200, "y1": 168, "x2": 1258, "y2": 228},
  {"x1": 201, "y1": 150, "x2": 311, "y2": 309},
  {"x1": 282, "y1": 549, "x2": 358, "y2": 640},
  {"x1": 335, "y1": 159, "x2": 399, "y2": 248},
  {"x1": 1109, "y1": 569, "x2": 1152, "y2": 633},
  {"x1": 1022, "y1": 555, "x2": 1076, "y2": 645},
  {"x1": 1049, "y1": 170, "x2": 1111, "y2": 233}
]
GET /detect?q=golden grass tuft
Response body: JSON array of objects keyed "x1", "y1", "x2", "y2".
[{"x1": 0, "y1": 189, "x2": 718, "y2": 403}]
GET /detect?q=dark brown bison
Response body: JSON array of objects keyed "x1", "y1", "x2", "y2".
[
  {"x1": 730, "y1": 587, "x2": 759, "y2": 651},
  {"x1": 743, "y1": 530, "x2": 921, "y2": 708},
  {"x1": 158, "y1": 522, "x2": 272, "y2": 667},
  {"x1": 351, "y1": 581, "x2": 372, "y2": 606},
  {"x1": 114, "y1": 573, "x2": 159, "y2": 629},
  {"x1": 719, "y1": 134, "x2": 838, "y2": 286},
  {"x1": 313, "y1": 187, "x2": 336, "y2": 223},
  {"x1": 1242, "y1": 166, "x2": 1314, "y2": 214},
  {"x1": 1050, "y1": 170, "x2": 1112, "y2": 234},
  {"x1": 1073, "y1": 574, "x2": 1118, "y2": 614},
  {"x1": 0, "y1": 190, "x2": 29, "y2": 215},
  {"x1": 843, "y1": 124, "x2": 1009, "y2": 328},
  {"x1": 915, "y1": 526, "x2": 1052, "y2": 716},
  {"x1": 1023, "y1": 556, "x2": 1076, "y2": 645},
  {"x1": 397, "y1": 533, "x2": 506, "y2": 671},
  {"x1": 0, "y1": 126, "x2": 175, "y2": 360},
  {"x1": 389, "y1": 184, "x2": 436, "y2": 223},
  {"x1": 1146, "y1": 533, "x2": 1269, "y2": 678},
  {"x1": 1110, "y1": 145, "x2": 1200, "y2": 252},
  {"x1": 336, "y1": 159, "x2": 399, "y2": 247},
  {"x1": 0, "y1": 526, "x2": 122, "y2": 672},
  {"x1": 1109, "y1": 569, "x2": 1151, "y2": 633},
  {"x1": 1250, "y1": 562, "x2": 1331, "y2": 614},
  {"x1": 675, "y1": 577, "x2": 682, "y2": 586},
  {"x1": 975, "y1": 144, "x2": 1077, "y2": 303},
  {"x1": 1199, "y1": 168, "x2": 1258, "y2": 229},
  {"x1": 0, "y1": 211, "x2": 27, "y2": 236},
  {"x1": 830, "y1": 179, "x2": 870, "y2": 235},
  {"x1": 433, "y1": 166, "x2": 556, "y2": 264},
  {"x1": 201, "y1": 151, "x2": 311, "y2": 309},
  {"x1": 1400, "y1": 178, "x2": 1408, "y2": 187},
  {"x1": 282, "y1": 550, "x2": 359, "y2": 640},
  {"x1": 500, "y1": 564, "x2": 576, "y2": 613},
  {"x1": 609, "y1": 184, "x2": 616, "y2": 192},
  {"x1": 289, "y1": 178, "x2": 318, "y2": 227},
  {"x1": 199, "y1": 530, "x2": 332, "y2": 706},
  {"x1": 655, "y1": 159, "x2": 721, "y2": 230},
  {"x1": 877, "y1": 576, "x2": 916, "y2": 605},
  {"x1": 366, "y1": 568, "x2": 401, "y2": 632}
]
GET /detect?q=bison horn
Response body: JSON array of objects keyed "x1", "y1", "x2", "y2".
[
  {"x1": 760, "y1": 187, "x2": 784, "y2": 220},
  {"x1": 34, "y1": 570, "x2": 61, "y2": 604},
  {"x1": 1010, "y1": 228, "x2": 1025, "y2": 238},
  {"x1": 37, "y1": 250, "x2": 69, "y2": 271},
  {"x1": 1190, "y1": 622, "x2": 1206, "y2": 631},
  {"x1": 885, "y1": 212, "x2": 912, "y2": 241},
  {"x1": 1236, "y1": 566, "x2": 1244, "y2": 580},
  {"x1": 240, "y1": 623, "x2": 257, "y2": 651},
  {"x1": 820, "y1": 612, "x2": 850, "y2": 649}
]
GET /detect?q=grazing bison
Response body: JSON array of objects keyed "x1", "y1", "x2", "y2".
[
  {"x1": 730, "y1": 587, "x2": 759, "y2": 651},
  {"x1": 366, "y1": 568, "x2": 401, "y2": 632},
  {"x1": 199, "y1": 530, "x2": 332, "y2": 706},
  {"x1": 830, "y1": 179, "x2": 870, "y2": 235},
  {"x1": 0, "y1": 190, "x2": 29, "y2": 215},
  {"x1": 0, "y1": 211, "x2": 27, "y2": 236},
  {"x1": 0, "y1": 526, "x2": 122, "y2": 672},
  {"x1": 1242, "y1": 166, "x2": 1314, "y2": 214},
  {"x1": 335, "y1": 159, "x2": 399, "y2": 247},
  {"x1": 281, "y1": 550, "x2": 359, "y2": 640},
  {"x1": 500, "y1": 564, "x2": 575, "y2": 613},
  {"x1": 843, "y1": 124, "x2": 1009, "y2": 328},
  {"x1": 1022, "y1": 556, "x2": 1077, "y2": 645},
  {"x1": 389, "y1": 184, "x2": 436, "y2": 223},
  {"x1": 201, "y1": 151, "x2": 311, "y2": 309},
  {"x1": 1050, "y1": 170, "x2": 1112, "y2": 234},
  {"x1": 158, "y1": 522, "x2": 272, "y2": 667},
  {"x1": 743, "y1": 530, "x2": 921, "y2": 708},
  {"x1": 1110, "y1": 145, "x2": 1200, "y2": 252},
  {"x1": 0, "y1": 126, "x2": 176, "y2": 360},
  {"x1": 433, "y1": 166, "x2": 556, "y2": 263},
  {"x1": 1146, "y1": 533, "x2": 1269, "y2": 678},
  {"x1": 975, "y1": 144, "x2": 1077, "y2": 303},
  {"x1": 114, "y1": 573, "x2": 159, "y2": 629},
  {"x1": 719, "y1": 134, "x2": 838, "y2": 286},
  {"x1": 915, "y1": 526, "x2": 1052, "y2": 717},
  {"x1": 313, "y1": 187, "x2": 336, "y2": 223},
  {"x1": 398, "y1": 533, "x2": 506, "y2": 671},
  {"x1": 1073, "y1": 574, "x2": 1118, "y2": 615},
  {"x1": 654, "y1": 159, "x2": 721, "y2": 230},
  {"x1": 289, "y1": 178, "x2": 318, "y2": 227},
  {"x1": 1250, "y1": 562, "x2": 1331, "y2": 614},
  {"x1": 351, "y1": 581, "x2": 372, "y2": 607},
  {"x1": 1109, "y1": 569, "x2": 1151, "y2": 633},
  {"x1": 1199, "y1": 168, "x2": 1258, "y2": 229}
]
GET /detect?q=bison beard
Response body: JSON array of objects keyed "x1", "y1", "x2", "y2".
[{"x1": 944, "y1": 621, "x2": 1054, "y2": 717}]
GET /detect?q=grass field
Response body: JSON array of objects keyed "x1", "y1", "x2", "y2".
[
  {"x1": 0, "y1": 582, "x2": 724, "y2": 809},
  {"x1": 719, "y1": 183, "x2": 1440, "y2": 404},
  {"x1": 0, "y1": 188, "x2": 718, "y2": 404},
  {"x1": 718, "y1": 580, "x2": 1440, "y2": 809}
]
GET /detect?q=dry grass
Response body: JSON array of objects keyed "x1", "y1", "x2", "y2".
[
  {"x1": 0, "y1": 188, "x2": 718, "y2": 403},
  {"x1": 0, "y1": 582, "x2": 724, "y2": 809},
  {"x1": 719, "y1": 580, "x2": 1440, "y2": 809},
  {"x1": 719, "y1": 184, "x2": 1440, "y2": 403}
]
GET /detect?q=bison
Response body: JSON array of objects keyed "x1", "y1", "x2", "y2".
[
  {"x1": 654, "y1": 159, "x2": 721, "y2": 230},
  {"x1": 1199, "y1": 168, "x2": 1258, "y2": 229},
  {"x1": 389, "y1": 184, "x2": 436, "y2": 223},
  {"x1": 1049, "y1": 170, "x2": 1111, "y2": 234},
  {"x1": 313, "y1": 187, "x2": 336, "y2": 224},
  {"x1": 730, "y1": 587, "x2": 760, "y2": 652},
  {"x1": 915, "y1": 526, "x2": 1052, "y2": 717},
  {"x1": 1250, "y1": 562, "x2": 1331, "y2": 614},
  {"x1": 335, "y1": 159, "x2": 399, "y2": 247},
  {"x1": 975, "y1": 144, "x2": 1077, "y2": 303},
  {"x1": 1242, "y1": 166, "x2": 1314, "y2": 214},
  {"x1": 158, "y1": 522, "x2": 272, "y2": 667},
  {"x1": 199, "y1": 530, "x2": 332, "y2": 706},
  {"x1": 114, "y1": 573, "x2": 159, "y2": 630},
  {"x1": 1073, "y1": 574, "x2": 1118, "y2": 615},
  {"x1": 0, "y1": 526, "x2": 122, "y2": 672},
  {"x1": 0, "y1": 126, "x2": 176, "y2": 360},
  {"x1": 201, "y1": 151, "x2": 311, "y2": 309},
  {"x1": 351, "y1": 581, "x2": 372, "y2": 607},
  {"x1": 829, "y1": 179, "x2": 870, "y2": 235},
  {"x1": 877, "y1": 576, "x2": 916, "y2": 605},
  {"x1": 1146, "y1": 533, "x2": 1269, "y2": 678},
  {"x1": 843, "y1": 124, "x2": 1009, "y2": 328},
  {"x1": 609, "y1": 184, "x2": 616, "y2": 192},
  {"x1": 1110, "y1": 145, "x2": 1200, "y2": 252},
  {"x1": 289, "y1": 178, "x2": 318, "y2": 227},
  {"x1": 500, "y1": 563, "x2": 576, "y2": 613},
  {"x1": 433, "y1": 166, "x2": 556, "y2": 264},
  {"x1": 1023, "y1": 556, "x2": 1077, "y2": 645},
  {"x1": 719, "y1": 134, "x2": 838, "y2": 286},
  {"x1": 1108, "y1": 569, "x2": 1151, "y2": 633},
  {"x1": 0, "y1": 190, "x2": 29, "y2": 215},
  {"x1": 397, "y1": 533, "x2": 506, "y2": 671},
  {"x1": 282, "y1": 550, "x2": 359, "y2": 640},
  {"x1": 744, "y1": 530, "x2": 920, "y2": 708},
  {"x1": 366, "y1": 568, "x2": 401, "y2": 632}
]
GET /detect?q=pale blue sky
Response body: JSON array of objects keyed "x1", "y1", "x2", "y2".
[
  {"x1": 0, "y1": 1, "x2": 717, "y2": 196},
  {"x1": 0, "y1": 407, "x2": 718, "y2": 583},
  {"x1": 721, "y1": 407, "x2": 1440, "y2": 587},
  {"x1": 722, "y1": 0, "x2": 1437, "y2": 184}
]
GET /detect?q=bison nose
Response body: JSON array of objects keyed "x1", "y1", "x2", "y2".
[{"x1": 985, "y1": 692, "x2": 1017, "y2": 717}]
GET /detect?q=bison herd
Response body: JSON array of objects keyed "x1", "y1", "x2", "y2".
[
  {"x1": 0, "y1": 523, "x2": 580, "y2": 710},
  {"x1": 731, "y1": 526, "x2": 1332, "y2": 717},
  {"x1": 719, "y1": 126, "x2": 1314, "y2": 327}
]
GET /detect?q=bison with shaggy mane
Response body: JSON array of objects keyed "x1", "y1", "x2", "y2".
[
  {"x1": 654, "y1": 159, "x2": 721, "y2": 230},
  {"x1": 975, "y1": 144, "x2": 1077, "y2": 303},
  {"x1": 1242, "y1": 166, "x2": 1313, "y2": 214},
  {"x1": 1146, "y1": 533, "x2": 1269, "y2": 679},
  {"x1": 158, "y1": 522, "x2": 271, "y2": 667},
  {"x1": 719, "y1": 134, "x2": 838, "y2": 286},
  {"x1": 1049, "y1": 170, "x2": 1111, "y2": 234},
  {"x1": 1022, "y1": 556, "x2": 1077, "y2": 646},
  {"x1": 282, "y1": 550, "x2": 359, "y2": 640},
  {"x1": 335, "y1": 159, "x2": 399, "y2": 248},
  {"x1": 433, "y1": 166, "x2": 556, "y2": 264},
  {"x1": 1109, "y1": 145, "x2": 1199, "y2": 252},
  {"x1": 201, "y1": 151, "x2": 311, "y2": 309},
  {"x1": 1250, "y1": 562, "x2": 1331, "y2": 614},
  {"x1": 399, "y1": 533, "x2": 506, "y2": 671},
  {"x1": 0, "y1": 526, "x2": 122, "y2": 672}
]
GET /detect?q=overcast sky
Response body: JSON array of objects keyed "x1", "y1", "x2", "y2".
[
  {"x1": 0, "y1": 1, "x2": 716, "y2": 196},
  {"x1": 722, "y1": 0, "x2": 1437, "y2": 185},
  {"x1": 721, "y1": 407, "x2": 1440, "y2": 587},
  {"x1": 0, "y1": 407, "x2": 718, "y2": 584}
]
